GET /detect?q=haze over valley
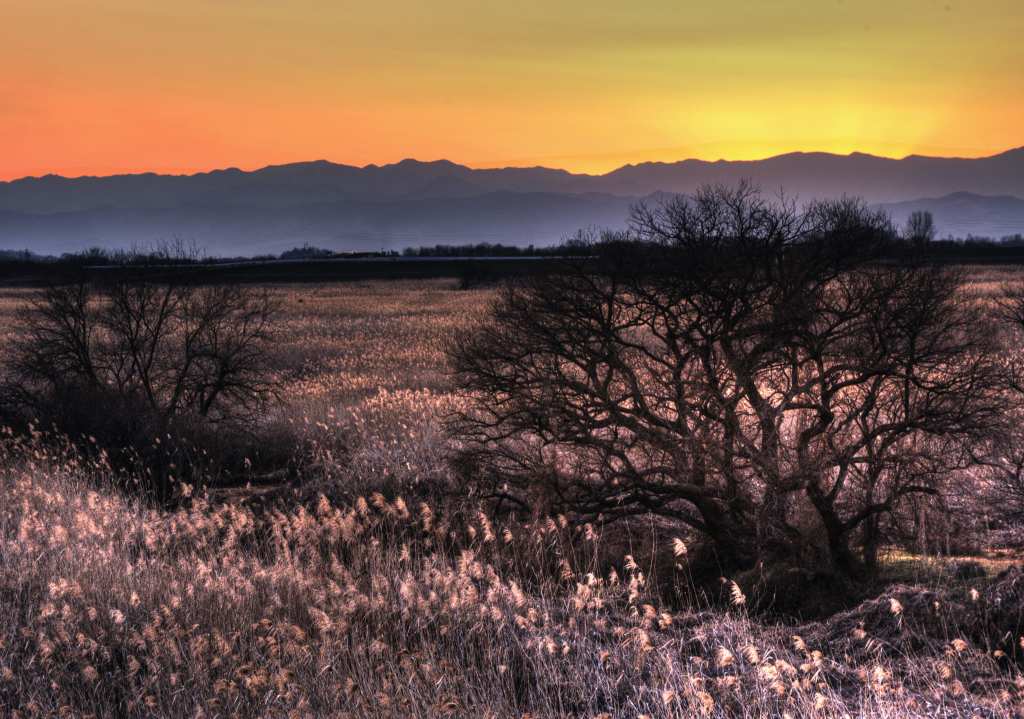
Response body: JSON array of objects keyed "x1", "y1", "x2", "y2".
[{"x1": 3, "y1": 147, "x2": 1024, "y2": 255}]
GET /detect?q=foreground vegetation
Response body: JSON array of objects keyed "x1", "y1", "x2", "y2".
[
  {"x1": 2, "y1": 438, "x2": 1022, "y2": 718},
  {"x1": 0, "y1": 277, "x2": 1022, "y2": 717}
]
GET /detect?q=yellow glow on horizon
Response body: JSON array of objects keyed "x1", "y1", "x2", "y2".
[{"x1": 1, "y1": 0, "x2": 1021, "y2": 179}]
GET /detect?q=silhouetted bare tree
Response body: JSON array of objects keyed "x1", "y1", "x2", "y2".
[
  {"x1": 452, "y1": 184, "x2": 1006, "y2": 576},
  {"x1": 904, "y1": 210, "x2": 936, "y2": 248},
  {"x1": 12, "y1": 281, "x2": 277, "y2": 423},
  {"x1": 6, "y1": 276, "x2": 279, "y2": 496}
]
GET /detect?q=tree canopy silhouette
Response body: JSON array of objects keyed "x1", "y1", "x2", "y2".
[
  {"x1": 5, "y1": 274, "x2": 279, "y2": 497},
  {"x1": 451, "y1": 184, "x2": 1007, "y2": 576}
]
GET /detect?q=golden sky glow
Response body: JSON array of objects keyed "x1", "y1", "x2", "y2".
[{"x1": 1, "y1": 0, "x2": 1022, "y2": 180}]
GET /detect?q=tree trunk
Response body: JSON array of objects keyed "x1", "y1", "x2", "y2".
[
  {"x1": 695, "y1": 498, "x2": 758, "y2": 573},
  {"x1": 806, "y1": 486, "x2": 865, "y2": 578},
  {"x1": 862, "y1": 513, "x2": 881, "y2": 573}
]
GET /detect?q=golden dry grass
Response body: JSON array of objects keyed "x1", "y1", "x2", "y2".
[{"x1": 0, "y1": 277, "x2": 1022, "y2": 718}]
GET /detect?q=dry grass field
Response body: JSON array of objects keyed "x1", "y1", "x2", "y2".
[{"x1": 1, "y1": 276, "x2": 1023, "y2": 718}]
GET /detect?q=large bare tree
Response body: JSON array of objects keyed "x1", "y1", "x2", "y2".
[{"x1": 451, "y1": 184, "x2": 1007, "y2": 576}]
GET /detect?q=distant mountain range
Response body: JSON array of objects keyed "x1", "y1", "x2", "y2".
[{"x1": 2, "y1": 148, "x2": 1023, "y2": 254}]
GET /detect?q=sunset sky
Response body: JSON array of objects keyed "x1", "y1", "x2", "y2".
[{"x1": 2, "y1": 0, "x2": 1022, "y2": 180}]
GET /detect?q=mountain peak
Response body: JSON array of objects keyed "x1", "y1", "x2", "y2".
[
  {"x1": 993, "y1": 146, "x2": 1024, "y2": 159},
  {"x1": 391, "y1": 158, "x2": 464, "y2": 169}
]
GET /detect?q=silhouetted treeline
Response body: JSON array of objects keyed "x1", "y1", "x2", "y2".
[
  {"x1": 279, "y1": 244, "x2": 401, "y2": 260},
  {"x1": 402, "y1": 240, "x2": 594, "y2": 258},
  {"x1": 1, "y1": 233, "x2": 1024, "y2": 290},
  {"x1": 2, "y1": 230, "x2": 1024, "y2": 270}
]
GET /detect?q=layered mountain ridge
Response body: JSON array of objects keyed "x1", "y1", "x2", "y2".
[{"x1": 2, "y1": 148, "x2": 1023, "y2": 254}]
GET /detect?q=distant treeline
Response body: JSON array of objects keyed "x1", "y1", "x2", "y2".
[
  {"x1": 401, "y1": 241, "x2": 593, "y2": 258},
  {"x1": 281, "y1": 240, "x2": 593, "y2": 260},
  {"x1": 0, "y1": 238, "x2": 594, "y2": 267},
  {"x1": 2, "y1": 232, "x2": 1024, "y2": 269}
]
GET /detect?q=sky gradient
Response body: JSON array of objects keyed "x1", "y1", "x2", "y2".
[{"x1": 2, "y1": 0, "x2": 1022, "y2": 180}]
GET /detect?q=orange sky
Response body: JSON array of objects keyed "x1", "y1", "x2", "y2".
[{"x1": 2, "y1": 0, "x2": 1022, "y2": 180}]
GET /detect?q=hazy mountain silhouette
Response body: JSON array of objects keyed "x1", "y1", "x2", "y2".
[
  {"x1": 0, "y1": 192, "x2": 637, "y2": 256},
  {"x1": 1, "y1": 148, "x2": 1022, "y2": 254}
]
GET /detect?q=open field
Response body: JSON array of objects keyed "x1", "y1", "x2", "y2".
[{"x1": 1, "y1": 276, "x2": 1023, "y2": 717}]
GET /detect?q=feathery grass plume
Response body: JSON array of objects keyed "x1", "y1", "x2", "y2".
[
  {"x1": 696, "y1": 690, "x2": 715, "y2": 715},
  {"x1": 477, "y1": 511, "x2": 495, "y2": 543},
  {"x1": 671, "y1": 537, "x2": 687, "y2": 558},
  {"x1": 729, "y1": 580, "x2": 746, "y2": 607},
  {"x1": 741, "y1": 644, "x2": 761, "y2": 665},
  {"x1": 716, "y1": 646, "x2": 735, "y2": 668}
]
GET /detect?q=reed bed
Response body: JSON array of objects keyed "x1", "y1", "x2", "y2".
[{"x1": 0, "y1": 278, "x2": 1021, "y2": 717}]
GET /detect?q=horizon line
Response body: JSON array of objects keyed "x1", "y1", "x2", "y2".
[{"x1": 4, "y1": 145, "x2": 1023, "y2": 185}]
